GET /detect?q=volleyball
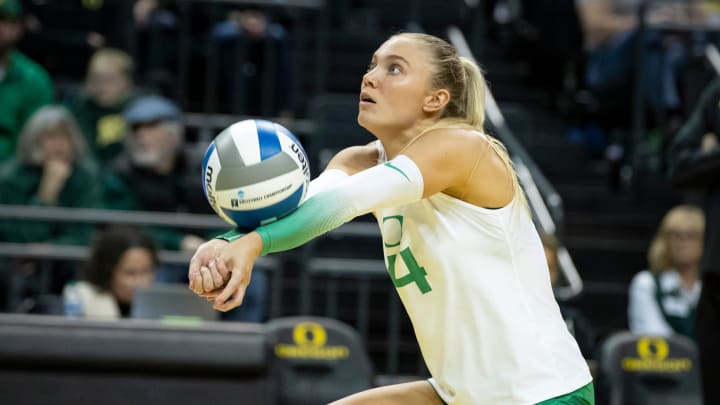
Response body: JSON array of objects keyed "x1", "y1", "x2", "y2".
[{"x1": 202, "y1": 119, "x2": 311, "y2": 229}]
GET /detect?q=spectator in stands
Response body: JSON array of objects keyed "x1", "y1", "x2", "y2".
[
  {"x1": 63, "y1": 226, "x2": 157, "y2": 318},
  {"x1": 132, "y1": 0, "x2": 178, "y2": 96},
  {"x1": 668, "y1": 78, "x2": 720, "y2": 404},
  {"x1": 210, "y1": 7, "x2": 292, "y2": 116},
  {"x1": 542, "y1": 233, "x2": 597, "y2": 360},
  {"x1": 0, "y1": 0, "x2": 53, "y2": 161},
  {"x1": 21, "y1": 0, "x2": 133, "y2": 80},
  {"x1": 67, "y1": 48, "x2": 135, "y2": 164},
  {"x1": 102, "y1": 95, "x2": 209, "y2": 253},
  {"x1": 577, "y1": 0, "x2": 685, "y2": 111},
  {"x1": 0, "y1": 105, "x2": 99, "y2": 245},
  {"x1": 628, "y1": 205, "x2": 704, "y2": 339}
]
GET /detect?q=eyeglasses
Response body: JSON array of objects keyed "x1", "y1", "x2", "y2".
[{"x1": 666, "y1": 230, "x2": 702, "y2": 241}]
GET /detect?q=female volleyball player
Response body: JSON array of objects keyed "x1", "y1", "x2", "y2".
[{"x1": 188, "y1": 33, "x2": 593, "y2": 404}]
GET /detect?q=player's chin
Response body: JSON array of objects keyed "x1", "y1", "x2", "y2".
[{"x1": 357, "y1": 112, "x2": 377, "y2": 132}]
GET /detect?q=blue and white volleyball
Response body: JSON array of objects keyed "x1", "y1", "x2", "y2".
[{"x1": 202, "y1": 119, "x2": 311, "y2": 228}]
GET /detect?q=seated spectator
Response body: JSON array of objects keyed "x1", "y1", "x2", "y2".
[
  {"x1": 210, "y1": 7, "x2": 292, "y2": 116},
  {"x1": 628, "y1": 205, "x2": 704, "y2": 339},
  {"x1": 21, "y1": 0, "x2": 133, "y2": 79},
  {"x1": 577, "y1": 0, "x2": 685, "y2": 111},
  {"x1": 66, "y1": 48, "x2": 135, "y2": 164},
  {"x1": 132, "y1": 0, "x2": 178, "y2": 96},
  {"x1": 0, "y1": 0, "x2": 53, "y2": 161},
  {"x1": 102, "y1": 95, "x2": 210, "y2": 252},
  {"x1": 669, "y1": 78, "x2": 720, "y2": 170},
  {"x1": 63, "y1": 226, "x2": 156, "y2": 318},
  {"x1": 0, "y1": 105, "x2": 99, "y2": 245},
  {"x1": 542, "y1": 233, "x2": 597, "y2": 360}
]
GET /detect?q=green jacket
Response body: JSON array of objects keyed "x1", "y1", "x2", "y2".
[
  {"x1": 0, "y1": 158, "x2": 101, "y2": 245},
  {"x1": 66, "y1": 93, "x2": 133, "y2": 164},
  {"x1": 0, "y1": 51, "x2": 54, "y2": 161}
]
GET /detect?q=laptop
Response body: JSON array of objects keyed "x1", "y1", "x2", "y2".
[{"x1": 131, "y1": 283, "x2": 219, "y2": 321}]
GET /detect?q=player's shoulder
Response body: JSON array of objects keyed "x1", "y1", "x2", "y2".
[
  {"x1": 407, "y1": 127, "x2": 492, "y2": 160},
  {"x1": 417, "y1": 127, "x2": 488, "y2": 148},
  {"x1": 326, "y1": 142, "x2": 379, "y2": 174}
]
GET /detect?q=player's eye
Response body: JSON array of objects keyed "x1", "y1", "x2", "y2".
[
  {"x1": 366, "y1": 62, "x2": 377, "y2": 73},
  {"x1": 388, "y1": 64, "x2": 402, "y2": 74}
]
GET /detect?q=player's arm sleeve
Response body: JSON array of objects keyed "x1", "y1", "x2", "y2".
[
  {"x1": 305, "y1": 169, "x2": 350, "y2": 199},
  {"x1": 255, "y1": 155, "x2": 423, "y2": 255},
  {"x1": 215, "y1": 168, "x2": 351, "y2": 242}
]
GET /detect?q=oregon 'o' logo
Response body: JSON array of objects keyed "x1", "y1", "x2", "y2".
[
  {"x1": 637, "y1": 337, "x2": 669, "y2": 361},
  {"x1": 293, "y1": 322, "x2": 327, "y2": 347}
]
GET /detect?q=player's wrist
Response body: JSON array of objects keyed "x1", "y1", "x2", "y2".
[
  {"x1": 243, "y1": 231, "x2": 264, "y2": 258},
  {"x1": 215, "y1": 228, "x2": 245, "y2": 242}
]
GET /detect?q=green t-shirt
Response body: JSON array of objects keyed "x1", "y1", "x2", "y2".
[
  {"x1": 66, "y1": 93, "x2": 132, "y2": 164},
  {"x1": 0, "y1": 51, "x2": 54, "y2": 161}
]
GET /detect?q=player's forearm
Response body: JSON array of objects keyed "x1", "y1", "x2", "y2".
[
  {"x1": 255, "y1": 189, "x2": 357, "y2": 255},
  {"x1": 215, "y1": 169, "x2": 350, "y2": 243}
]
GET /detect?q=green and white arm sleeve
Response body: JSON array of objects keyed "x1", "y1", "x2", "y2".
[
  {"x1": 256, "y1": 155, "x2": 424, "y2": 255},
  {"x1": 215, "y1": 169, "x2": 350, "y2": 242},
  {"x1": 305, "y1": 168, "x2": 350, "y2": 199}
]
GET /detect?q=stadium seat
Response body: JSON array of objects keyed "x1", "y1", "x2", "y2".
[
  {"x1": 599, "y1": 331, "x2": 702, "y2": 405},
  {"x1": 266, "y1": 316, "x2": 374, "y2": 405}
]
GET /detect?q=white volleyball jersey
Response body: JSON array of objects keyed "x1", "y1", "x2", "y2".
[{"x1": 374, "y1": 143, "x2": 591, "y2": 405}]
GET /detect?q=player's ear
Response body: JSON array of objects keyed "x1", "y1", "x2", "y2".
[{"x1": 423, "y1": 89, "x2": 450, "y2": 113}]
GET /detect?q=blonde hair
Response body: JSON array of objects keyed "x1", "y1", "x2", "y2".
[
  {"x1": 16, "y1": 105, "x2": 87, "y2": 165},
  {"x1": 647, "y1": 205, "x2": 705, "y2": 271},
  {"x1": 87, "y1": 48, "x2": 135, "y2": 81},
  {"x1": 395, "y1": 32, "x2": 527, "y2": 209}
]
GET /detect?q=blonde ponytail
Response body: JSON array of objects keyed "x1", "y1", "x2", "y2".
[
  {"x1": 397, "y1": 32, "x2": 528, "y2": 210},
  {"x1": 459, "y1": 57, "x2": 485, "y2": 129}
]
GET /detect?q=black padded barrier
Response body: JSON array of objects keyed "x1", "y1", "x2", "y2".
[{"x1": 0, "y1": 314, "x2": 270, "y2": 405}]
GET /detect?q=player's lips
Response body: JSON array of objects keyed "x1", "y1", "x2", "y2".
[{"x1": 359, "y1": 92, "x2": 376, "y2": 104}]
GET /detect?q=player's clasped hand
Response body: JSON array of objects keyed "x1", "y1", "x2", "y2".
[
  {"x1": 187, "y1": 232, "x2": 264, "y2": 312},
  {"x1": 188, "y1": 238, "x2": 229, "y2": 295}
]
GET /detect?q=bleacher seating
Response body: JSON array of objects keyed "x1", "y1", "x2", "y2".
[{"x1": 307, "y1": 93, "x2": 375, "y2": 172}]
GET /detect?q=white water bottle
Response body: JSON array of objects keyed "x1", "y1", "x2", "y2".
[{"x1": 63, "y1": 281, "x2": 84, "y2": 317}]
